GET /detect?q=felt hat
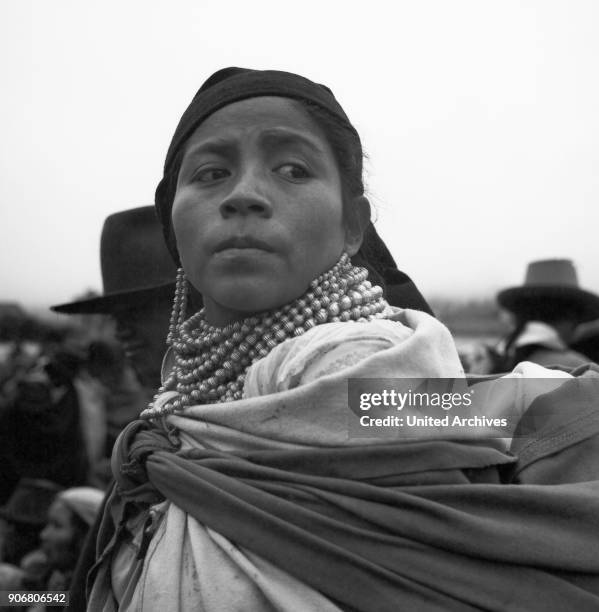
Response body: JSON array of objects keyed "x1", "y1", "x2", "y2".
[
  {"x1": 51, "y1": 206, "x2": 176, "y2": 314},
  {"x1": 497, "y1": 259, "x2": 599, "y2": 323},
  {"x1": 0, "y1": 479, "x2": 63, "y2": 527}
]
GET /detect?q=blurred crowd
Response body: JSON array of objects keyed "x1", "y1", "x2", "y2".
[
  {"x1": 0, "y1": 308, "x2": 149, "y2": 608},
  {"x1": 1, "y1": 315, "x2": 149, "y2": 491}
]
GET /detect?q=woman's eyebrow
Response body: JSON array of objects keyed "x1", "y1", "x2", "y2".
[
  {"x1": 259, "y1": 128, "x2": 326, "y2": 155},
  {"x1": 183, "y1": 138, "x2": 236, "y2": 160},
  {"x1": 181, "y1": 129, "x2": 326, "y2": 165}
]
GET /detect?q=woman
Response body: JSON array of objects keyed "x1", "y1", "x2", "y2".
[
  {"x1": 38, "y1": 488, "x2": 104, "y2": 592},
  {"x1": 16, "y1": 487, "x2": 104, "y2": 612},
  {"x1": 88, "y1": 68, "x2": 599, "y2": 611}
]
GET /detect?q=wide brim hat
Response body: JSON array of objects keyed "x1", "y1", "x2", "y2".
[
  {"x1": 51, "y1": 206, "x2": 177, "y2": 314},
  {"x1": 497, "y1": 259, "x2": 599, "y2": 323}
]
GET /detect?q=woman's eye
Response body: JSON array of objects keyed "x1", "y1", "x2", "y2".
[
  {"x1": 276, "y1": 163, "x2": 309, "y2": 180},
  {"x1": 194, "y1": 167, "x2": 230, "y2": 182}
]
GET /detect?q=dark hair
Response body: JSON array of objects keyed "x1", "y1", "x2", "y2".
[
  {"x1": 297, "y1": 99, "x2": 365, "y2": 202},
  {"x1": 510, "y1": 299, "x2": 584, "y2": 326}
]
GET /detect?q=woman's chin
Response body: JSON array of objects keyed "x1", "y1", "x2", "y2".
[
  {"x1": 197, "y1": 261, "x2": 317, "y2": 324},
  {"x1": 205, "y1": 283, "x2": 299, "y2": 325},
  {"x1": 223, "y1": 294, "x2": 282, "y2": 315}
]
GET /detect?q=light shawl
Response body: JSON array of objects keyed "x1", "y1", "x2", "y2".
[{"x1": 88, "y1": 310, "x2": 599, "y2": 611}]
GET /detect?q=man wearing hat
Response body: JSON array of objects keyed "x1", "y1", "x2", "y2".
[
  {"x1": 51, "y1": 208, "x2": 182, "y2": 612},
  {"x1": 52, "y1": 206, "x2": 179, "y2": 392},
  {"x1": 496, "y1": 259, "x2": 599, "y2": 370}
]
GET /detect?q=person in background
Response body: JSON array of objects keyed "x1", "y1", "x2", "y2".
[
  {"x1": 0, "y1": 479, "x2": 62, "y2": 567},
  {"x1": 461, "y1": 342, "x2": 502, "y2": 375},
  {"x1": 49, "y1": 207, "x2": 191, "y2": 611},
  {"x1": 572, "y1": 318, "x2": 599, "y2": 364},
  {"x1": 51, "y1": 206, "x2": 182, "y2": 393},
  {"x1": 38, "y1": 488, "x2": 104, "y2": 590},
  {"x1": 0, "y1": 352, "x2": 90, "y2": 495},
  {"x1": 52, "y1": 208, "x2": 183, "y2": 488},
  {"x1": 495, "y1": 259, "x2": 598, "y2": 371},
  {"x1": 83, "y1": 339, "x2": 143, "y2": 486},
  {"x1": 15, "y1": 487, "x2": 105, "y2": 612}
]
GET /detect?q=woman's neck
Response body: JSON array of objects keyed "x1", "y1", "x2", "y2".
[{"x1": 202, "y1": 297, "x2": 260, "y2": 328}]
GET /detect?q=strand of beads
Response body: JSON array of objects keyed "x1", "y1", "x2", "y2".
[
  {"x1": 140, "y1": 253, "x2": 389, "y2": 419},
  {"x1": 166, "y1": 268, "x2": 189, "y2": 345}
]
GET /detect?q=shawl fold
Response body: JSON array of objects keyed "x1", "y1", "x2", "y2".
[
  {"x1": 98, "y1": 420, "x2": 599, "y2": 611},
  {"x1": 90, "y1": 312, "x2": 599, "y2": 611}
]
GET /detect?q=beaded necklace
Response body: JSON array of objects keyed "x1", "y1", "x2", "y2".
[{"x1": 140, "y1": 253, "x2": 390, "y2": 419}]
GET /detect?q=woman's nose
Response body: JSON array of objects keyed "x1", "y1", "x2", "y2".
[{"x1": 219, "y1": 169, "x2": 273, "y2": 218}]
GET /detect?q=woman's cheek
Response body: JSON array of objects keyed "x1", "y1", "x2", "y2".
[
  {"x1": 300, "y1": 202, "x2": 344, "y2": 249},
  {"x1": 173, "y1": 212, "x2": 209, "y2": 275}
]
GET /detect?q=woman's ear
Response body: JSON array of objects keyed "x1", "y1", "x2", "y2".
[{"x1": 344, "y1": 196, "x2": 371, "y2": 256}]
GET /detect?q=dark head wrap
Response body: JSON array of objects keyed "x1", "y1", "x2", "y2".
[
  {"x1": 155, "y1": 67, "x2": 358, "y2": 260},
  {"x1": 154, "y1": 67, "x2": 433, "y2": 315}
]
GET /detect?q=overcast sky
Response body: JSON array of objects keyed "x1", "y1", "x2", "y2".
[{"x1": 1, "y1": 0, "x2": 598, "y2": 310}]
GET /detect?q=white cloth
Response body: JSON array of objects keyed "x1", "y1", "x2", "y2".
[{"x1": 513, "y1": 321, "x2": 567, "y2": 351}]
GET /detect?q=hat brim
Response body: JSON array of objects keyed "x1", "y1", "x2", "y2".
[
  {"x1": 51, "y1": 282, "x2": 175, "y2": 315},
  {"x1": 497, "y1": 285, "x2": 599, "y2": 323}
]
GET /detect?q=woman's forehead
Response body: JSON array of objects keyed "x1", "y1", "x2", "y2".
[{"x1": 184, "y1": 96, "x2": 327, "y2": 150}]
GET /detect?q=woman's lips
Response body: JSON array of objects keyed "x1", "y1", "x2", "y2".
[{"x1": 213, "y1": 236, "x2": 274, "y2": 253}]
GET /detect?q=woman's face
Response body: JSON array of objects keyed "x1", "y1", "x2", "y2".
[
  {"x1": 40, "y1": 500, "x2": 78, "y2": 571},
  {"x1": 172, "y1": 97, "x2": 363, "y2": 326}
]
